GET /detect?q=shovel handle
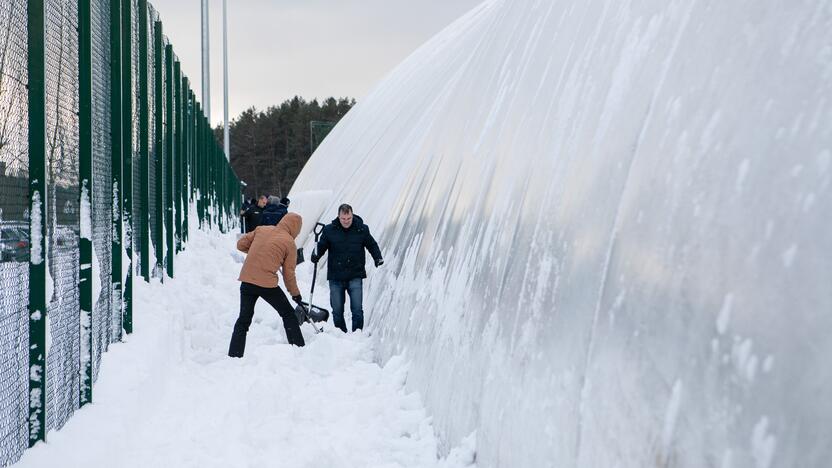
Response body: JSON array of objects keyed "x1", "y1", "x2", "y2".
[{"x1": 309, "y1": 223, "x2": 327, "y2": 327}]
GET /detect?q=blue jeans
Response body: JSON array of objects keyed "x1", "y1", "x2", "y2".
[{"x1": 329, "y1": 278, "x2": 363, "y2": 332}]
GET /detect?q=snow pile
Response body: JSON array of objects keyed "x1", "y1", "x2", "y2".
[
  {"x1": 287, "y1": 189, "x2": 333, "y2": 247},
  {"x1": 29, "y1": 190, "x2": 43, "y2": 265},
  {"x1": 18, "y1": 223, "x2": 476, "y2": 468},
  {"x1": 291, "y1": 0, "x2": 832, "y2": 466},
  {"x1": 79, "y1": 183, "x2": 92, "y2": 241}
]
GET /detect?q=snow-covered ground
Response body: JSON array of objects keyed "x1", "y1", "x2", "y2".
[{"x1": 17, "y1": 226, "x2": 476, "y2": 468}]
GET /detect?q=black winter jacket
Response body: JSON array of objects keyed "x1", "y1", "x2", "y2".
[
  {"x1": 241, "y1": 205, "x2": 263, "y2": 233},
  {"x1": 316, "y1": 215, "x2": 382, "y2": 282},
  {"x1": 260, "y1": 203, "x2": 288, "y2": 226}
]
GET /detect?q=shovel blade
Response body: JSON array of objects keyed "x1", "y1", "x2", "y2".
[{"x1": 300, "y1": 302, "x2": 330, "y2": 323}]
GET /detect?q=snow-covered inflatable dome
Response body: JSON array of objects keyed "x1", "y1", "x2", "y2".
[{"x1": 291, "y1": 0, "x2": 832, "y2": 466}]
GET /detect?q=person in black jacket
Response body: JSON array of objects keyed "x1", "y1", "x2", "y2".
[
  {"x1": 239, "y1": 198, "x2": 252, "y2": 233},
  {"x1": 241, "y1": 195, "x2": 267, "y2": 233},
  {"x1": 260, "y1": 196, "x2": 289, "y2": 226},
  {"x1": 311, "y1": 204, "x2": 383, "y2": 332}
]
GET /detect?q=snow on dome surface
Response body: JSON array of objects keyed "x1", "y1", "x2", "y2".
[{"x1": 291, "y1": 0, "x2": 832, "y2": 466}]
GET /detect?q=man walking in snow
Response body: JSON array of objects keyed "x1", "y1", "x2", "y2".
[
  {"x1": 229, "y1": 212, "x2": 306, "y2": 357},
  {"x1": 311, "y1": 204, "x2": 383, "y2": 332}
]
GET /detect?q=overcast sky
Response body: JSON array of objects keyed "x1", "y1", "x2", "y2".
[{"x1": 149, "y1": 0, "x2": 483, "y2": 126}]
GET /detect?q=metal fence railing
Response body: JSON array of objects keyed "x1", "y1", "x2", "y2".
[{"x1": 0, "y1": 1, "x2": 242, "y2": 465}]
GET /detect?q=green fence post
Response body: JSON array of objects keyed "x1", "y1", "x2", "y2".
[
  {"x1": 203, "y1": 111, "x2": 207, "y2": 226},
  {"x1": 195, "y1": 102, "x2": 203, "y2": 226},
  {"x1": 188, "y1": 91, "x2": 193, "y2": 204},
  {"x1": 193, "y1": 100, "x2": 199, "y2": 225},
  {"x1": 187, "y1": 90, "x2": 193, "y2": 206},
  {"x1": 164, "y1": 43, "x2": 174, "y2": 277},
  {"x1": 138, "y1": 0, "x2": 150, "y2": 281},
  {"x1": 220, "y1": 148, "x2": 226, "y2": 233},
  {"x1": 206, "y1": 116, "x2": 212, "y2": 229},
  {"x1": 200, "y1": 117, "x2": 203, "y2": 224},
  {"x1": 219, "y1": 147, "x2": 223, "y2": 229},
  {"x1": 182, "y1": 84, "x2": 190, "y2": 245},
  {"x1": 203, "y1": 116, "x2": 208, "y2": 227},
  {"x1": 219, "y1": 160, "x2": 223, "y2": 230},
  {"x1": 199, "y1": 112, "x2": 205, "y2": 228},
  {"x1": 193, "y1": 92, "x2": 198, "y2": 212},
  {"x1": 212, "y1": 143, "x2": 218, "y2": 230},
  {"x1": 213, "y1": 144, "x2": 218, "y2": 231},
  {"x1": 78, "y1": 0, "x2": 94, "y2": 407},
  {"x1": 221, "y1": 152, "x2": 227, "y2": 232},
  {"x1": 205, "y1": 118, "x2": 209, "y2": 227},
  {"x1": 27, "y1": 0, "x2": 47, "y2": 446},
  {"x1": 174, "y1": 61, "x2": 182, "y2": 253},
  {"x1": 153, "y1": 21, "x2": 163, "y2": 277},
  {"x1": 122, "y1": 0, "x2": 134, "y2": 333},
  {"x1": 110, "y1": 0, "x2": 124, "y2": 341}
]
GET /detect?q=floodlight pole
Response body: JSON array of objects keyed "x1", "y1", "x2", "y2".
[
  {"x1": 222, "y1": 0, "x2": 230, "y2": 160},
  {"x1": 201, "y1": 0, "x2": 210, "y2": 122}
]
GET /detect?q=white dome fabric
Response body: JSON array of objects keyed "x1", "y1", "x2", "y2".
[{"x1": 291, "y1": 1, "x2": 832, "y2": 466}]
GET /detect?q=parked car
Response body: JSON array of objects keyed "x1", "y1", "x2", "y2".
[
  {"x1": 54, "y1": 226, "x2": 78, "y2": 248},
  {"x1": 0, "y1": 223, "x2": 29, "y2": 262}
]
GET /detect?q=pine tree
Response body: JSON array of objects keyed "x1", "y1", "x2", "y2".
[{"x1": 216, "y1": 96, "x2": 355, "y2": 199}]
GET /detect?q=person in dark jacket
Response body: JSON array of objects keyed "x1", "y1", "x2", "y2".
[
  {"x1": 311, "y1": 204, "x2": 383, "y2": 332},
  {"x1": 240, "y1": 198, "x2": 252, "y2": 233},
  {"x1": 241, "y1": 195, "x2": 267, "y2": 233},
  {"x1": 259, "y1": 196, "x2": 289, "y2": 226}
]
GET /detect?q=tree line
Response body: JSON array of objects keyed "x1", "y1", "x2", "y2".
[{"x1": 216, "y1": 96, "x2": 355, "y2": 200}]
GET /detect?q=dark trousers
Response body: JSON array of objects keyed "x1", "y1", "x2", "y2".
[
  {"x1": 329, "y1": 278, "x2": 364, "y2": 332},
  {"x1": 228, "y1": 282, "x2": 305, "y2": 357}
]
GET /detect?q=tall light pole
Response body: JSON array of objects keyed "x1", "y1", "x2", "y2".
[
  {"x1": 201, "y1": 0, "x2": 210, "y2": 122},
  {"x1": 222, "y1": 0, "x2": 230, "y2": 160}
]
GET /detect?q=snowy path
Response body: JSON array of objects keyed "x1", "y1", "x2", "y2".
[{"x1": 18, "y1": 229, "x2": 475, "y2": 468}]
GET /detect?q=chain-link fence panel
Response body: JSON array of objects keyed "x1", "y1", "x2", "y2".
[
  {"x1": 44, "y1": 0, "x2": 81, "y2": 433},
  {"x1": 0, "y1": 1, "x2": 30, "y2": 464},
  {"x1": 148, "y1": 8, "x2": 159, "y2": 278},
  {"x1": 90, "y1": 0, "x2": 113, "y2": 384},
  {"x1": 131, "y1": 0, "x2": 142, "y2": 281},
  {"x1": 162, "y1": 39, "x2": 171, "y2": 275},
  {"x1": 44, "y1": 0, "x2": 81, "y2": 434}
]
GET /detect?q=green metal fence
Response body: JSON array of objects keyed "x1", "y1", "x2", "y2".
[{"x1": 0, "y1": 1, "x2": 241, "y2": 465}]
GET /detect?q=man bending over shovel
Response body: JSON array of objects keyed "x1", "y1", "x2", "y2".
[{"x1": 229, "y1": 212, "x2": 305, "y2": 357}]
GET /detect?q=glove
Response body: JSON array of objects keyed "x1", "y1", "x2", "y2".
[
  {"x1": 374, "y1": 258, "x2": 384, "y2": 267},
  {"x1": 311, "y1": 253, "x2": 319, "y2": 264},
  {"x1": 292, "y1": 295, "x2": 303, "y2": 305}
]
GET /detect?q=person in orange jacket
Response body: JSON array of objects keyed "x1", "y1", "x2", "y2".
[{"x1": 228, "y1": 212, "x2": 305, "y2": 357}]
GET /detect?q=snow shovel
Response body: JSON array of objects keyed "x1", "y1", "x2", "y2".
[{"x1": 296, "y1": 222, "x2": 330, "y2": 333}]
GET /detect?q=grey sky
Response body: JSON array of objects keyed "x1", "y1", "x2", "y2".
[{"x1": 150, "y1": 0, "x2": 484, "y2": 126}]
